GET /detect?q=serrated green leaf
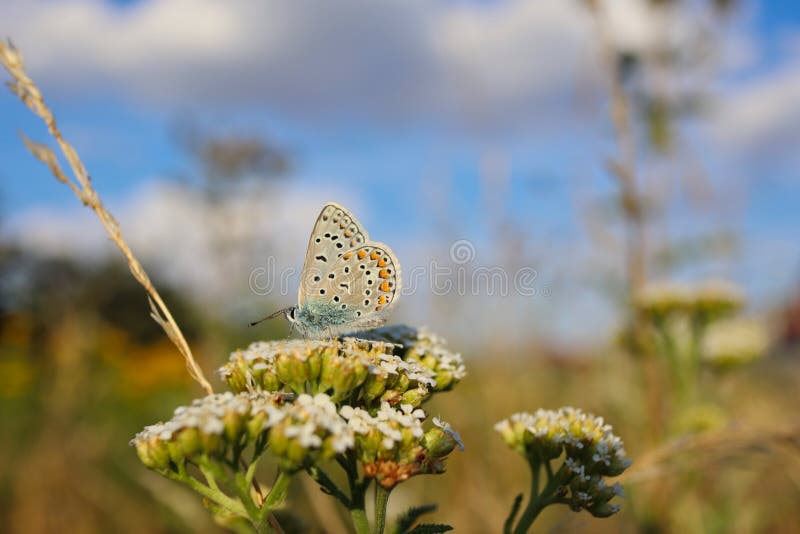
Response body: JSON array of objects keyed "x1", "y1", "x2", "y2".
[
  {"x1": 393, "y1": 504, "x2": 438, "y2": 534},
  {"x1": 406, "y1": 524, "x2": 453, "y2": 534}
]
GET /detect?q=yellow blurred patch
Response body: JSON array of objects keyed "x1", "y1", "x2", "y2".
[{"x1": 0, "y1": 357, "x2": 36, "y2": 398}]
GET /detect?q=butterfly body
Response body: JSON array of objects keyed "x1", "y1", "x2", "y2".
[{"x1": 264, "y1": 202, "x2": 401, "y2": 339}]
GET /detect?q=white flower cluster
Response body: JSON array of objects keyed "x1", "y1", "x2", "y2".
[
  {"x1": 701, "y1": 318, "x2": 769, "y2": 367},
  {"x1": 364, "y1": 325, "x2": 467, "y2": 389},
  {"x1": 496, "y1": 407, "x2": 631, "y2": 518},
  {"x1": 432, "y1": 348, "x2": 467, "y2": 381},
  {"x1": 370, "y1": 352, "x2": 437, "y2": 388},
  {"x1": 495, "y1": 407, "x2": 631, "y2": 474},
  {"x1": 269, "y1": 393, "x2": 354, "y2": 454},
  {"x1": 695, "y1": 279, "x2": 744, "y2": 310},
  {"x1": 635, "y1": 278, "x2": 744, "y2": 318},
  {"x1": 131, "y1": 392, "x2": 281, "y2": 445},
  {"x1": 340, "y1": 402, "x2": 425, "y2": 450},
  {"x1": 634, "y1": 280, "x2": 692, "y2": 315}
]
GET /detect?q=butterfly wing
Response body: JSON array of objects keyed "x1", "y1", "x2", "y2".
[
  {"x1": 305, "y1": 242, "x2": 402, "y2": 329},
  {"x1": 299, "y1": 202, "x2": 369, "y2": 306}
]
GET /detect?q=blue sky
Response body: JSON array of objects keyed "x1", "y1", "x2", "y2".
[{"x1": 1, "y1": 0, "x2": 799, "y2": 344}]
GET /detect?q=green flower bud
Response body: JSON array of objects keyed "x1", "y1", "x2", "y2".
[
  {"x1": 167, "y1": 440, "x2": 185, "y2": 464},
  {"x1": 200, "y1": 431, "x2": 223, "y2": 456},
  {"x1": 246, "y1": 411, "x2": 268, "y2": 439},
  {"x1": 268, "y1": 428, "x2": 289, "y2": 457},
  {"x1": 307, "y1": 351, "x2": 323, "y2": 383},
  {"x1": 587, "y1": 501, "x2": 621, "y2": 518},
  {"x1": 222, "y1": 411, "x2": 244, "y2": 442},
  {"x1": 134, "y1": 437, "x2": 171, "y2": 470},
  {"x1": 362, "y1": 374, "x2": 389, "y2": 402},
  {"x1": 399, "y1": 385, "x2": 428, "y2": 408},
  {"x1": 176, "y1": 427, "x2": 202, "y2": 457},
  {"x1": 275, "y1": 353, "x2": 310, "y2": 393},
  {"x1": 423, "y1": 428, "x2": 456, "y2": 458}
]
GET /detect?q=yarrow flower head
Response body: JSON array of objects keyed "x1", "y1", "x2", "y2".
[
  {"x1": 635, "y1": 279, "x2": 745, "y2": 322},
  {"x1": 340, "y1": 402, "x2": 462, "y2": 488},
  {"x1": 220, "y1": 337, "x2": 437, "y2": 408},
  {"x1": 634, "y1": 280, "x2": 693, "y2": 318},
  {"x1": 359, "y1": 349, "x2": 437, "y2": 408},
  {"x1": 132, "y1": 327, "x2": 465, "y2": 531},
  {"x1": 495, "y1": 407, "x2": 631, "y2": 518},
  {"x1": 267, "y1": 393, "x2": 355, "y2": 472},
  {"x1": 130, "y1": 391, "x2": 289, "y2": 470},
  {"x1": 701, "y1": 318, "x2": 769, "y2": 368},
  {"x1": 363, "y1": 325, "x2": 467, "y2": 391},
  {"x1": 693, "y1": 279, "x2": 745, "y2": 321}
]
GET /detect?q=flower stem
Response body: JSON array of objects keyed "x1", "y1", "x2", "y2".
[
  {"x1": 164, "y1": 469, "x2": 246, "y2": 517},
  {"x1": 340, "y1": 452, "x2": 371, "y2": 534},
  {"x1": 351, "y1": 508, "x2": 370, "y2": 534},
  {"x1": 263, "y1": 470, "x2": 292, "y2": 509},
  {"x1": 512, "y1": 460, "x2": 565, "y2": 534},
  {"x1": 373, "y1": 485, "x2": 391, "y2": 534}
]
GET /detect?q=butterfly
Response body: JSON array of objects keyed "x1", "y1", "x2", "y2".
[{"x1": 251, "y1": 202, "x2": 402, "y2": 339}]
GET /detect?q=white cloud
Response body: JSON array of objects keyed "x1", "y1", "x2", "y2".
[
  {"x1": 711, "y1": 61, "x2": 800, "y2": 157},
  {"x1": 4, "y1": 179, "x2": 355, "y2": 313},
  {"x1": 2, "y1": 0, "x2": 601, "y2": 131}
]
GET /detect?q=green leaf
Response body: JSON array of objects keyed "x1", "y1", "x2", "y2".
[
  {"x1": 406, "y1": 525, "x2": 453, "y2": 534},
  {"x1": 503, "y1": 493, "x2": 524, "y2": 534},
  {"x1": 393, "y1": 504, "x2": 438, "y2": 534}
]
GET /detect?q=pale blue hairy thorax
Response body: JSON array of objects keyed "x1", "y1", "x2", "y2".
[{"x1": 294, "y1": 300, "x2": 358, "y2": 339}]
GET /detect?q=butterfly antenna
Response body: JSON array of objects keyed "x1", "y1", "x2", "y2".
[{"x1": 248, "y1": 307, "x2": 290, "y2": 327}]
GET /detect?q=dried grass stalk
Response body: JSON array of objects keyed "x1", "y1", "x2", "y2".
[{"x1": 0, "y1": 39, "x2": 213, "y2": 395}]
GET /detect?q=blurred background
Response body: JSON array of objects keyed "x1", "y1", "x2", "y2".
[{"x1": 1, "y1": 0, "x2": 800, "y2": 532}]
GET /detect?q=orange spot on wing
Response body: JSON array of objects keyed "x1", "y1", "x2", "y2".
[
  {"x1": 378, "y1": 269, "x2": 390, "y2": 279},
  {"x1": 378, "y1": 295, "x2": 387, "y2": 305},
  {"x1": 370, "y1": 251, "x2": 380, "y2": 260},
  {"x1": 375, "y1": 305, "x2": 383, "y2": 311},
  {"x1": 377, "y1": 259, "x2": 387, "y2": 267},
  {"x1": 380, "y1": 281, "x2": 390, "y2": 292},
  {"x1": 357, "y1": 250, "x2": 367, "y2": 259},
  {"x1": 343, "y1": 252, "x2": 353, "y2": 260}
]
